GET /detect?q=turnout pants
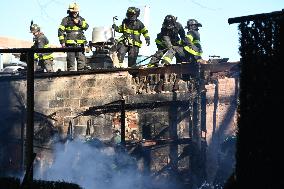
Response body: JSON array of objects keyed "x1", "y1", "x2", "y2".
[
  {"x1": 117, "y1": 43, "x2": 139, "y2": 67},
  {"x1": 66, "y1": 45, "x2": 86, "y2": 71},
  {"x1": 148, "y1": 49, "x2": 166, "y2": 67},
  {"x1": 161, "y1": 46, "x2": 186, "y2": 65}
]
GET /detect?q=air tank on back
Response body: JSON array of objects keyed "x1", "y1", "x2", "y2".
[
  {"x1": 91, "y1": 27, "x2": 113, "y2": 45},
  {"x1": 87, "y1": 27, "x2": 116, "y2": 69}
]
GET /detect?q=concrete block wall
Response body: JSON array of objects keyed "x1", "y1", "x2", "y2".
[
  {"x1": 205, "y1": 77, "x2": 238, "y2": 183},
  {"x1": 0, "y1": 72, "x2": 136, "y2": 140},
  {"x1": 0, "y1": 71, "x2": 238, "y2": 182},
  {"x1": 43, "y1": 72, "x2": 135, "y2": 138}
]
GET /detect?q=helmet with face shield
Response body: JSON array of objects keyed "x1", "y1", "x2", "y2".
[
  {"x1": 126, "y1": 7, "x2": 140, "y2": 21},
  {"x1": 163, "y1": 15, "x2": 177, "y2": 30},
  {"x1": 30, "y1": 23, "x2": 40, "y2": 33},
  {"x1": 185, "y1": 19, "x2": 202, "y2": 31}
]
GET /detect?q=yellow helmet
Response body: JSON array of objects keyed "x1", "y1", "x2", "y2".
[{"x1": 68, "y1": 2, "x2": 79, "y2": 12}]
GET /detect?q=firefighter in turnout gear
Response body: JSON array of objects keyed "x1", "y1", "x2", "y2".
[
  {"x1": 183, "y1": 19, "x2": 203, "y2": 63},
  {"x1": 112, "y1": 7, "x2": 150, "y2": 67},
  {"x1": 58, "y1": 2, "x2": 89, "y2": 71},
  {"x1": 30, "y1": 22, "x2": 54, "y2": 72},
  {"x1": 148, "y1": 15, "x2": 186, "y2": 67}
]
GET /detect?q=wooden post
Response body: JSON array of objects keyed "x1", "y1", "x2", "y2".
[
  {"x1": 169, "y1": 92, "x2": 178, "y2": 173},
  {"x1": 25, "y1": 51, "x2": 35, "y2": 186},
  {"x1": 120, "y1": 99, "x2": 126, "y2": 146},
  {"x1": 190, "y1": 63, "x2": 202, "y2": 189}
]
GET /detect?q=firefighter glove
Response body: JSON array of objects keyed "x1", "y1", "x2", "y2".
[
  {"x1": 112, "y1": 24, "x2": 118, "y2": 32},
  {"x1": 77, "y1": 19, "x2": 82, "y2": 27},
  {"x1": 145, "y1": 38, "x2": 150, "y2": 46},
  {"x1": 73, "y1": 18, "x2": 81, "y2": 25}
]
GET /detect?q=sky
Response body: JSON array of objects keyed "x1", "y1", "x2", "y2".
[{"x1": 0, "y1": 0, "x2": 283, "y2": 62}]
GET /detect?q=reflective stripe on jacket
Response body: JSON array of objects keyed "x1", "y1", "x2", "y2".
[
  {"x1": 117, "y1": 19, "x2": 149, "y2": 48},
  {"x1": 183, "y1": 31, "x2": 202, "y2": 56},
  {"x1": 33, "y1": 33, "x2": 53, "y2": 60},
  {"x1": 58, "y1": 16, "x2": 89, "y2": 45}
]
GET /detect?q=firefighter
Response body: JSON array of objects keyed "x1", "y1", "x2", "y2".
[
  {"x1": 30, "y1": 23, "x2": 54, "y2": 72},
  {"x1": 183, "y1": 19, "x2": 203, "y2": 64},
  {"x1": 148, "y1": 15, "x2": 186, "y2": 67},
  {"x1": 58, "y1": 2, "x2": 89, "y2": 71},
  {"x1": 112, "y1": 7, "x2": 150, "y2": 67}
]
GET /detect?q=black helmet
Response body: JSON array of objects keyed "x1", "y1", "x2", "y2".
[
  {"x1": 185, "y1": 19, "x2": 202, "y2": 30},
  {"x1": 135, "y1": 7, "x2": 140, "y2": 17},
  {"x1": 126, "y1": 7, "x2": 140, "y2": 20},
  {"x1": 163, "y1": 15, "x2": 176, "y2": 30},
  {"x1": 30, "y1": 22, "x2": 40, "y2": 33}
]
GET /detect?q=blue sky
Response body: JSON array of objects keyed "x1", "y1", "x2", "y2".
[{"x1": 0, "y1": 0, "x2": 283, "y2": 61}]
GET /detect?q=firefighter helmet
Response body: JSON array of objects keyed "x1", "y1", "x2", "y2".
[
  {"x1": 30, "y1": 24, "x2": 40, "y2": 33},
  {"x1": 185, "y1": 19, "x2": 202, "y2": 29},
  {"x1": 163, "y1": 15, "x2": 177, "y2": 29},
  {"x1": 68, "y1": 2, "x2": 80, "y2": 12},
  {"x1": 126, "y1": 7, "x2": 140, "y2": 20}
]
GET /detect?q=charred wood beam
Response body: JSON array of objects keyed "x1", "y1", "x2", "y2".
[
  {"x1": 26, "y1": 52, "x2": 34, "y2": 184},
  {"x1": 177, "y1": 108, "x2": 191, "y2": 124},
  {"x1": 121, "y1": 99, "x2": 126, "y2": 146},
  {"x1": 129, "y1": 63, "x2": 239, "y2": 77},
  {"x1": 190, "y1": 64, "x2": 205, "y2": 187},
  {"x1": 20, "y1": 152, "x2": 36, "y2": 189},
  {"x1": 200, "y1": 69, "x2": 207, "y2": 133},
  {"x1": 33, "y1": 145, "x2": 52, "y2": 150},
  {"x1": 0, "y1": 62, "x2": 239, "y2": 81},
  {"x1": 228, "y1": 9, "x2": 284, "y2": 24},
  {"x1": 131, "y1": 64, "x2": 198, "y2": 76},
  {"x1": 201, "y1": 62, "x2": 239, "y2": 73},
  {"x1": 153, "y1": 126, "x2": 169, "y2": 140},
  {"x1": 79, "y1": 100, "x2": 190, "y2": 117},
  {"x1": 0, "y1": 47, "x2": 84, "y2": 53},
  {"x1": 34, "y1": 111, "x2": 57, "y2": 121},
  {"x1": 126, "y1": 138, "x2": 192, "y2": 148},
  {"x1": 168, "y1": 92, "x2": 179, "y2": 173}
]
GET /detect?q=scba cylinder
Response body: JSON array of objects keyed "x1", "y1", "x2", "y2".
[{"x1": 92, "y1": 27, "x2": 113, "y2": 44}]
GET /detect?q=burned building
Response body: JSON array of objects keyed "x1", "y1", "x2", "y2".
[{"x1": 0, "y1": 50, "x2": 238, "y2": 188}]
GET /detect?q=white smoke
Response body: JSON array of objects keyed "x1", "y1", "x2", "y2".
[{"x1": 34, "y1": 139, "x2": 172, "y2": 189}]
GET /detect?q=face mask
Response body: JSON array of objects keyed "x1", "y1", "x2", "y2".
[
  {"x1": 127, "y1": 13, "x2": 137, "y2": 21},
  {"x1": 188, "y1": 25, "x2": 199, "y2": 31}
]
